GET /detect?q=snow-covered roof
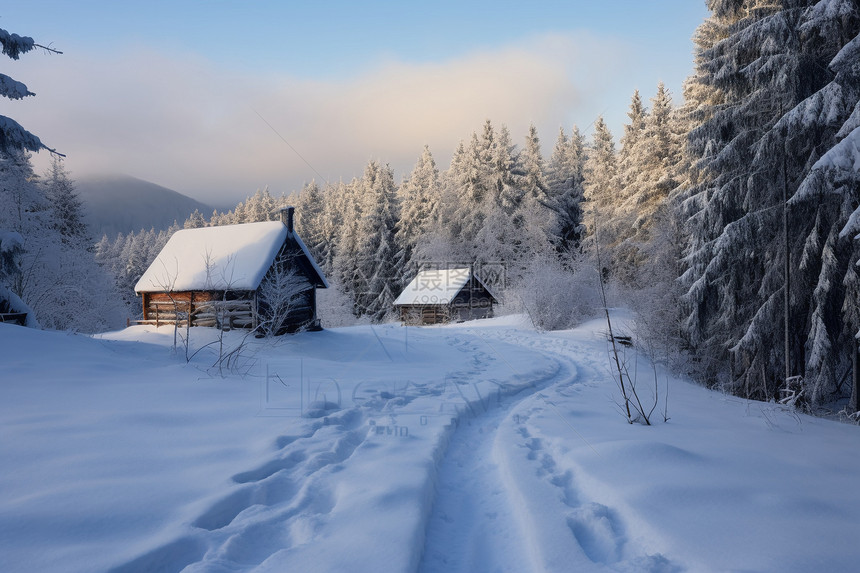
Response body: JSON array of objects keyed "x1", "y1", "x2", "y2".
[
  {"x1": 393, "y1": 267, "x2": 496, "y2": 306},
  {"x1": 135, "y1": 221, "x2": 327, "y2": 293}
]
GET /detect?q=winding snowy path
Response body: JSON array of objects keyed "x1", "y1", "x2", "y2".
[
  {"x1": 418, "y1": 354, "x2": 576, "y2": 573},
  {"x1": 418, "y1": 327, "x2": 683, "y2": 572}
]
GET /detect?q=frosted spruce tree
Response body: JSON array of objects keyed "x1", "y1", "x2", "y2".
[
  {"x1": 394, "y1": 145, "x2": 441, "y2": 283},
  {"x1": 0, "y1": 27, "x2": 61, "y2": 154},
  {"x1": 244, "y1": 187, "x2": 277, "y2": 222},
  {"x1": 491, "y1": 124, "x2": 520, "y2": 217},
  {"x1": 330, "y1": 178, "x2": 364, "y2": 312},
  {"x1": 614, "y1": 83, "x2": 680, "y2": 286},
  {"x1": 40, "y1": 159, "x2": 127, "y2": 330},
  {"x1": 451, "y1": 130, "x2": 492, "y2": 253},
  {"x1": 183, "y1": 209, "x2": 207, "y2": 229},
  {"x1": 617, "y1": 90, "x2": 647, "y2": 206},
  {"x1": 316, "y1": 181, "x2": 345, "y2": 277},
  {"x1": 0, "y1": 149, "x2": 39, "y2": 323},
  {"x1": 678, "y1": 0, "x2": 860, "y2": 403},
  {"x1": 783, "y1": 0, "x2": 860, "y2": 406},
  {"x1": 473, "y1": 123, "x2": 520, "y2": 275},
  {"x1": 610, "y1": 91, "x2": 650, "y2": 282},
  {"x1": 44, "y1": 156, "x2": 87, "y2": 243},
  {"x1": 512, "y1": 124, "x2": 555, "y2": 269},
  {"x1": 545, "y1": 126, "x2": 586, "y2": 257},
  {"x1": 295, "y1": 180, "x2": 326, "y2": 261},
  {"x1": 354, "y1": 160, "x2": 399, "y2": 321},
  {"x1": 583, "y1": 116, "x2": 618, "y2": 279}
]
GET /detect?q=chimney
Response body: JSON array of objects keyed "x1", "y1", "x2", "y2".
[{"x1": 279, "y1": 206, "x2": 295, "y2": 233}]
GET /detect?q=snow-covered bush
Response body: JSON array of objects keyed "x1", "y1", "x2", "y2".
[
  {"x1": 317, "y1": 277, "x2": 368, "y2": 328},
  {"x1": 514, "y1": 255, "x2": 601, "y2": 331},
  {"x1": 257, "y1": 264, "x2": 312, "y2": 336}
]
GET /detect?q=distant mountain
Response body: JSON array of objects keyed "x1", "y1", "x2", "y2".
[{"x1": 76, "y1": 174, "x2": 213, "y2": 238}]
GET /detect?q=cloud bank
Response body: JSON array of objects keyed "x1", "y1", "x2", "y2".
[{"x1": 13, "y1": 32, "x2": 633, "y2": 205}]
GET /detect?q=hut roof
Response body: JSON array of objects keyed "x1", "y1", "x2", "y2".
[
  {"x1": 393, "y1": 267, "x2": 497, "y2": 306},
  {"x1": 135, "y1": 221, "x2": 328, "y2": 293}
]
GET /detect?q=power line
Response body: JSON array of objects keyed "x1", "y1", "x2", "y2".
[{"x1": 253, "y1": 109, "x2": 330, "y2": 187}]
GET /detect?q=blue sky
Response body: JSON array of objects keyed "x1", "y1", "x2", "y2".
[{"x1": 4, "y1": 1, "x2": 710, "y2": 205}]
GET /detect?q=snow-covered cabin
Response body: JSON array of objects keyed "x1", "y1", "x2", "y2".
[
  {"x1": 134, "y1": 207, "x2": 328, "y2": 334},
  {"x1": 394, "y1": 267, "x2": 497, "y2": 325}
]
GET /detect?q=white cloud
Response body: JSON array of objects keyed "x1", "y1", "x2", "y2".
[{"x1": 14, "y1": 32, "x2": 633, "y2": 205}]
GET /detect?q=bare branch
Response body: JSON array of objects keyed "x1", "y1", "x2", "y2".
[{"x1": 33, "y1": 43, "x2": 63, "y2": 55}]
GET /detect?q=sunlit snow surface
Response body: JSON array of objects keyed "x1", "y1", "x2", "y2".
[{"x1": 1, "y1": 314, "x2": 859, "y2": 572}]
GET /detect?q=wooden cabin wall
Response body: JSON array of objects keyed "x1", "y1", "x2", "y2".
[
  {"x1": 399, "y1": 305, "x2": 450, "y2": 326},
  {"x1": 141, "y1": 290, "x2": 254, "y2": 329}
]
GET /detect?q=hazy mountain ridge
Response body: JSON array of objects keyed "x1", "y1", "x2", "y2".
[{"x1": 77, "y1": 174, "x2": 213, "y2": 238}]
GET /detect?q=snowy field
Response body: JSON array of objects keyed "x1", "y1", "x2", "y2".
[{"x1": 1, "y1": 314, "x2": 859, "y2": 573}]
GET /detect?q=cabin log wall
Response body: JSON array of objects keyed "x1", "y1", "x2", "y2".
[{"x1": 141, "y1": 291, "x2": 254, "y2": 329}]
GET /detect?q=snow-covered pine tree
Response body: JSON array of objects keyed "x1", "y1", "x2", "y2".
[
  {"x1": 636, "y1": 83, "x2": 677, "y2": 224},
  {"x1": 452, "y1": 131, "x2": 491, "y2": 252},
  {"x1": 607, "y1": 92, "x2": 650, "y2": 282},
  {"x1": 43, "y1": 156, "x2": 87, "y2": 243},
  {"x1": 786, "y1": 1, "x2": 860, "y2": 406},
  {"x1": 512, "y1": 124, "x2": 555, "y2": 269},
  {"x1": 491, "y1": 124, "x2": 520, "y2": 217},
  {"x1": 95, "y1": 231, "x2": 122, "y2": 277},
  {"x1": 617, "y1": 90, "x2": 647, "y2": 203},
  {"x1": 0, "y1": 148, "x2": 50, "y2": 310},
  {"x1": 0, "y1": 149, "x2": 40, "y2": 236},
  {"x1": 122, "y1": 230, "x2": 151, "y2": 292},
  {"x1": 244, "y1": 187, "x2": 277, "y2": 222},
  {"x1": 0, "y1": 27, "x2": 61, "y2": 154},
  {"x1": 315, "y1": 181, "x2": 344, "y2": 277},
  {"x1": 353, "y1": 160, "x2": 399, "y2": 321},
  {"x1": 231, "y1": 200, "x2": 247, "y2": 224},
  {"x1": 545, "y1": 126, "x2": 587, "y2": 257},
  {"x1": 295, "y1": 180, "x2": 326, "y2": 261},
  {"x1": 613, "y1": 83, "x2": 680, "y2": 286},
  {"x1": 0, "y1": 228, "x2": 35, "y2": 326},
  {"x1": 331, "y1": 178, "x2": 363, "y2": 313},
  {"x1": 441, "y1": 120, "x2": 520, "y2": 267},
  {"x1": 472, "y1": 123, "x2": 516, "y2": 268},
  {"x1": 436, "y1": 140, "x2": 466, "y2": 250},
  {"x1": 0, "y1": 230, "x2": 23, "y2": 288},
  {"x1": 183, "y1": 209, "x2": 207, "y2": 229},
  {"x1": 394, "y1": 145, "x2": 441, "y2": 284},
  {"x1": 583, "y1": 116, "x2": 618, "y2": 278},
  {"x1": 679, "y1": 0, "x2": 860, "y2": 402}
]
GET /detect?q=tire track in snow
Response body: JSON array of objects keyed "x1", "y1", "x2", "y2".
[
  {"x1": 418, "y1": 339, "x2": 574, "y2": 573},
  {"x1": 487, "y1": 328, "x2": 683, "y2": 572}
]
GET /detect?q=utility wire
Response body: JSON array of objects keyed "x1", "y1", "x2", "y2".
[{"x1": 253, "y1": 109, "x2": 330, "y2": 186}]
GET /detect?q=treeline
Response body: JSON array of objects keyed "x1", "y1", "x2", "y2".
[
  {"x1": 7, "y1": 0, "x2": 860, "y2": 412},
  {"x1": 97, "y1": 83, "x2": 681, "y2": 334},
  {"x1": 96, "y1": 120, "x2": 592, "y2": 323}
]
